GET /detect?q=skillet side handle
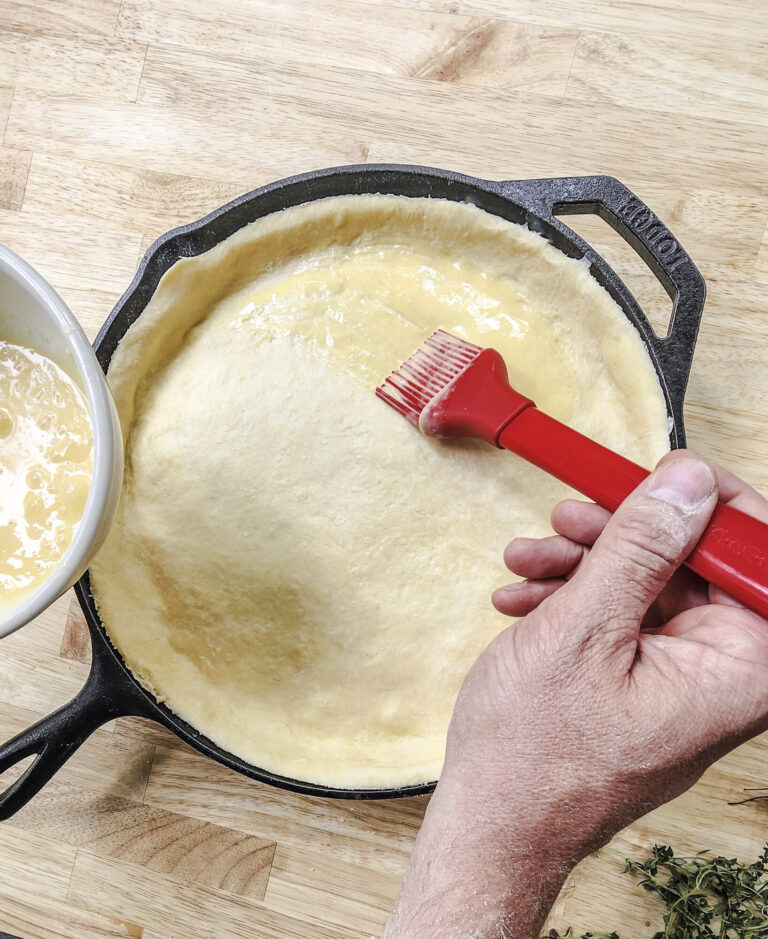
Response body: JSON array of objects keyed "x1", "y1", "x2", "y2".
[
  {"x1": 498, "y1": 175, "x2": 706, "y2": 439},
  {"x1": 0, "y1": 641, "x2": 151, "y2": 821}
]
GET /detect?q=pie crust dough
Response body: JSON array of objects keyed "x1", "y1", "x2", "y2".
[{"x1": 90, "y1": 195, "x2": 669, "y2": 789}]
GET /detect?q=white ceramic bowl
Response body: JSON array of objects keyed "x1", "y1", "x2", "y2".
[{"x1": 0, "y1": 244, "x2": 123, "y2": 639}]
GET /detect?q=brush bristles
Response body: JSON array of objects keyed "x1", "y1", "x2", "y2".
[{"x1": 375, "y1": 329, "x2": 483, "y2": 424}]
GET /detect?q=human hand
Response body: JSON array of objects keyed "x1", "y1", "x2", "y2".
[
  {"x1": 384, "y1": 451, "x2": 768, "y2": 939},
  {"x1": 486, "y1": 450, "x2": 768, "y2": 818}
]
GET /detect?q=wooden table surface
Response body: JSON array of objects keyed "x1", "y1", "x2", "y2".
[{"x1": 1, "y1": 1, "x2": 767, "y2": 936}]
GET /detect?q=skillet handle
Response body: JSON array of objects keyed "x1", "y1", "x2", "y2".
[
  {"x1": 498, "y1": 175, "x2": 706, "y2": 443},
  {"x1": 0, "y1": 632, "x2": 154, "y2": 821}
]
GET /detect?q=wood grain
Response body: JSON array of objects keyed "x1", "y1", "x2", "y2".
[
  {"x1": 118, "y1": 0, "x2": 580, "y2": 94},
  {"x1": 11, "y1": 783, "x2": 277, "y2": 900},
  {"x1": 0, "y1": 27, "x2": 146, "y2": 100},
  {"x1": 67, "y1": 851, "x2": 360, "y2": 939},
  {"x1": 23, "y1": 152, "x2": 245, "y2": 243},
  {"x1": 144, "y1": 743, "x2": 429, "y2": 873},
  {"x1": 757, "y1": 223, "x2": 768, "y2": 285},
  {"x1": 1, "y1": 0, "x2": 122, "y2": 38},
  {"x1": 60, "y1": 598, "x2": 90, "y2": 663},
  {"x1": 0, "y1": 86, "x2": 13, "y2": 140},
  {"x1": 0, "y1": 700, "x2": 152, "y2": 801},
  {"x1": 0, "y1": 827, "x2": 144, "y2": 939},
  {"x1": 567, "y1": 30, "x2": 768, "y2": 126},
  {"x1": 413, "y1": 20, "x2": 578, "y2": 94},
  {"x1": 0, "y1": 208, "x2": 142, "y2": 338},
  {"x1": 0, "y1": 640, "x2": 88, "y2": 716},
  {"x1": 0, "y1": 0, "x2": 766, "y2": 935},
  {"x1": 0, "y1": 147, "x2": 31, "y2": 211},
  {"x1": 353, "y1": 0, "x2": 768, "y2": 46},
  {"x1": 264, "y1": 843, "x2": 407, "y2": 936}
]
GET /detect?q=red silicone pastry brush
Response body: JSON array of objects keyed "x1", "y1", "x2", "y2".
[{"x1": 376, "y1": 329, "x2": 768, "y2": 620}]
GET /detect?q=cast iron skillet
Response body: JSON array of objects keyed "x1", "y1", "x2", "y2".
[{"x1": 0, "y1": 166, "x2": 706, "y2": 819}]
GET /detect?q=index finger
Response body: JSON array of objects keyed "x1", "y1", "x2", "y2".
[
  {"x1": 713, "y1": 464, "x2": 768, "y2": 521},
  {"x1": 661, "y1": 450, "x2": 768, "y2": 523}
]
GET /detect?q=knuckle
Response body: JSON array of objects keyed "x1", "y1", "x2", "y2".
[
  {"x1": 536, "y1": 587, "x2": 629, "y2": 662},
  {"x1": 612, "y1": 504, "x2": 687, "y2": 577}
]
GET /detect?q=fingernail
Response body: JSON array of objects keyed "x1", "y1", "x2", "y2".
[
  {"x1": 494, "y1": 582, "x2": 526, "y2": 595},
  {"x1": 492, "y1": 583, "x2": 526, "y2": 604},
  {"x1": 647, "y1": 459, "x2": 716, "y2": 511}
]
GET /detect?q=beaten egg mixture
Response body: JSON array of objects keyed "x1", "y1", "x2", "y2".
[{"x1": 0, "y1": 340, "x2": 92, "y2": 607}]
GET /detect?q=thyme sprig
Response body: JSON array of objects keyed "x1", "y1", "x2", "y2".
[{"x1": 548, "y1": 842, "x2": 768, "y2": 938}]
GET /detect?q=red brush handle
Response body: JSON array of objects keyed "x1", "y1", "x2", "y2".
[{"x1": 498, "y1": 408, "x2": 768, "y2": 620}]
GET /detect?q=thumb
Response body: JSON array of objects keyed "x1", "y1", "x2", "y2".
[{"x1": 566, "y1": 453, "x2": 718, "y2": 643}]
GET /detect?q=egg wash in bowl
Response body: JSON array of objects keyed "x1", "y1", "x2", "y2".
[
  {"x1": 0, "y1": 340, "x2": 92, "y2": 608},
  {"x1": 90, "y1": 195, "x2": 669, "y2": 789}
]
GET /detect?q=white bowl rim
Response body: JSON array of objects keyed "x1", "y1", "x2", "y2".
[{"x1": 0, "y1": 243, "x2": 121, "y2": 638}]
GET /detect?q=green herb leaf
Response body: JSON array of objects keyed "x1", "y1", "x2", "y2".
[{"x1": 546, "y1": 842, "x2": 768, "y2": 938}]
